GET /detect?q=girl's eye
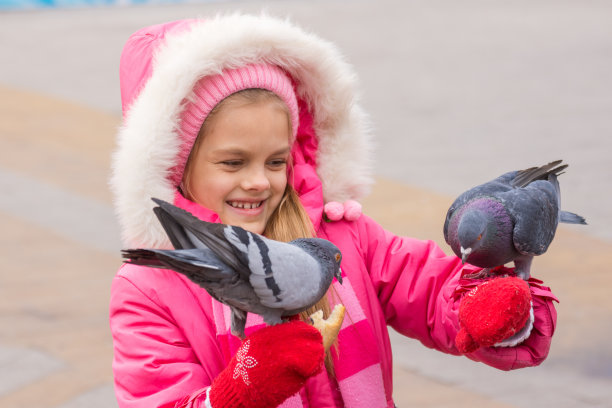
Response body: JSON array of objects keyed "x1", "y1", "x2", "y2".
[
  {"x1": 268, "y1": 159, "x2": 287, "y2": 168},
  {"x1": 220, "y1": 160, "x2": 243, "y2": 167}
]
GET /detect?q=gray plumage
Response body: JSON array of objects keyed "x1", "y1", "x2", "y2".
[
  {"x1": 443, "y1": 160, "x2": 586, "y2": 280},
  {"x1": 122, "y1": 198, "x2": 343, "y2": 338}
]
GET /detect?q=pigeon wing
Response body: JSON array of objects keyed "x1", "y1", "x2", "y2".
[
  {"x1": 123, "y1": 248, "x2": 241, "y2": 302},
  {"x1": 249, "y1": 239, "x2": 325, "y2": 312},
  {"x1": 123, "y1": 248, "x2": 225, "y2": 276},
  {"x1": 152, "y1": 198, "x2": 247, "y2": 273},
  {"x1": 502, "y1": 179, "x2": 560, "y2": 255},
  {"x1": 510, "y1": 160, "x2": 566, "y2": 188},
  {"x1": 152, "y1": 206, "x2": 197, "y2": 249},
  {"x1": 131, "y1": 248, "x2": 267, "y2": 315},
  {"x1": 187, "y1": 223, "x2": 250, "y2": 275}
]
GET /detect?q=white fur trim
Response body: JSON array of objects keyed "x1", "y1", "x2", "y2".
[
  {"x1": 494, "y1": 303, "x2": 535, "y2": 348},
  {"x1": 204, "y1": 387, "x2": 213, "y2": 408},
  {"x1": 110, "y1": 13, "x2": 374, "y2": 247}
]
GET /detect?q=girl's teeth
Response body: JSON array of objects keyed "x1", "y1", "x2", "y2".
[{"x1": 230, "y1": 201, "x2": 261, "y2": 209}]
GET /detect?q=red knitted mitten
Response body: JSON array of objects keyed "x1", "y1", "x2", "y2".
[
  {"x1": 456, "y1": 276, "x2": 533, "y2": 353},
  {"x1": 208, "y1": 321, "x2": 324, "y2": 408}
]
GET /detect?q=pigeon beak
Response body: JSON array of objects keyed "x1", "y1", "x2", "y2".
[
  {"x1": 460, "y1": 246, "x2": 472, "y2": 264},
  {"x1": 335, "y1": 268, "x2": 343, "y2": 284}
]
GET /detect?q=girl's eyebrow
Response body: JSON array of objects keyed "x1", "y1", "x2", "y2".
[
  {"x1": 209, "y1": 148, "x2": 244, "y2": 156},
  {"x1": 272, "y1": 146, "x2": 292, "y2": 155},
  {"x1": 210, "y1": 146, "x2": 291, "y2": 156}
]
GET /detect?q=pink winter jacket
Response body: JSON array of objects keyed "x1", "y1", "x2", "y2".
[
  {"x1": 109, "y1": 15, "x2": 557, "y2": 408},
  {"x1": 110, "y1": 195, "x2": 557, "y2": 408}
]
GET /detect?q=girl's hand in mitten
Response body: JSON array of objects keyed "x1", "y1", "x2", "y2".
[
  {"x1": 208, "y1": 320, "x2": 324, "y2": 408},
  {"x1": 456, "y1": 276, "x2": 533, "y2": 354}
]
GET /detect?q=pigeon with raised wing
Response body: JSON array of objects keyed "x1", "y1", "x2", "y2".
[{"x1": 122, "y1": 198, "x2": 343, "y2": 338}]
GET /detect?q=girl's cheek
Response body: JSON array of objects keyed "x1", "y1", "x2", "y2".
[{"x1": 273, "y1": 176, "x2": 288, "y2": 192}]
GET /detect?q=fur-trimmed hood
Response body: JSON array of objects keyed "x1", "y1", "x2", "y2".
[{"x1": 111, "y1": 14, "x2": 373, "y2": 248}]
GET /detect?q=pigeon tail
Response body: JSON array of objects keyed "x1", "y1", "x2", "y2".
[
  {"x1": 122, "y1": 249, "x2": 169, "y2": 268},
  {"x1": 560, "y1": 211, "x2": 587, "y2": 225}
]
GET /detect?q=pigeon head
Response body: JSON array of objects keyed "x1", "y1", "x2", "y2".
[
  {"x1": 294, "y1": 238, "x2": 343, "y2": 284},
  {"x1": 315, "y1": 238, "x2": 343, "y2": 284},
  {"x1": 456, "y1": 198, "x2": 516, "y2": 267},
  {"x1": 457, "y1": 208, "x2": 488, "y2": 263}
]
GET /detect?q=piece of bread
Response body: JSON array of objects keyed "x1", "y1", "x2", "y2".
[{"x1": 310, "y1": 304, "x2": 346, "y2": 351}]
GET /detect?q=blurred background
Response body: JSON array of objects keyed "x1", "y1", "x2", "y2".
[{"x1": 1, "y1": 0, "x2": 611, "y2": 407}]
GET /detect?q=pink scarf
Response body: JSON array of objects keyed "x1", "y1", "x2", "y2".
[{"x1": 173, "y1": 192, "x2": 390, "y2": 407}]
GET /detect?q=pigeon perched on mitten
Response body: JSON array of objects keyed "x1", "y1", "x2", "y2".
[
  {"x1": 444, "y1": 160, "x2": 586, "y2": 280},
  {"x1": 122, "y1": 199, "x2": 343, "y2": 338}
]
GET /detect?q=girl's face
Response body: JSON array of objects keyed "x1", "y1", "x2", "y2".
[{"x1": 185, "y1": 96, "x2": 291, "y2": 235}]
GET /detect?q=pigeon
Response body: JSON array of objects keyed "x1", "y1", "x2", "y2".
[
  {"x1": 122, "y1": 198, "x2": 343, "y2": 338},
  {"x1": 443, "y1": 160, "x2": 586, "y2": 280}
]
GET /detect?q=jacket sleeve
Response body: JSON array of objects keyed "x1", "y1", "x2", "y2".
[
  {"x1": 109, "y1": 266, "x2": 215, "y2": 408},
  {"x1": 358, "y1": 215, "x2": 557, "y2": 370}
]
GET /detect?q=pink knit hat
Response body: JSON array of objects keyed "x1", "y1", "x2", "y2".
[{"x1": 171, "y1": 63, "x2": 299, "y2": 186}]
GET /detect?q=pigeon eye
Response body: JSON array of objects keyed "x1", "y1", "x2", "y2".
[
  {"x1": 335, "y1": 253, "x2": 341, "y2": 262},
  {"x1": 477, "y1": 234, "x2": 482, "y2": 241}
]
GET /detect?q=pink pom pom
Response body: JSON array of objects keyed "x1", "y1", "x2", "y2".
[
  {"x1": 324, "y1": 202, "x2": 344, "y2": 221},
  {"x1": 343, "y1": 200, "x2": 362, "y2": 221}
]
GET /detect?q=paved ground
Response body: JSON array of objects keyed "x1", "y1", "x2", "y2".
[{"x1": 1, "y1": 1, "x2": 611, "y2": 407}]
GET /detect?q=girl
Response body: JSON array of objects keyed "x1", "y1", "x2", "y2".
[{"x1": 110, "y1": 14, "x2": 557, "y2": 408}]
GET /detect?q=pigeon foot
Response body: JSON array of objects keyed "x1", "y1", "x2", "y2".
[{"x1": 462, "y1": 268, "x2": 494, "y2": 280}]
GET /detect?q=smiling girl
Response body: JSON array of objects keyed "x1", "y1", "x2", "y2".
[{"x1": 110, "y1": 15, "x2": 558, "y2": 408}]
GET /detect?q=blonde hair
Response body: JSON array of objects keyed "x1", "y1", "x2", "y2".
[
  {"x1": 265, "y1": 184, "x2": 337, "y2": 375},
  {"x1": 182, "y1": 88, "x2": 337, "y2": 373}
]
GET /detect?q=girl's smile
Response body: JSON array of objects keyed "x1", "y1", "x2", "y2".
[
  {"x1": 226, "y1": 199, "x2": 267, "y2": 217},
  {"x1": 227, "y1": 200, "x2": 264, "y2": 210},
  {"x1": 183, "y1": 93, "x2": 292, "y2": 234}
]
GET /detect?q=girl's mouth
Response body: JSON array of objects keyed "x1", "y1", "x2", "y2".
[{"x1": 227, "y1": 200, "x2": 264, "y2": 210}]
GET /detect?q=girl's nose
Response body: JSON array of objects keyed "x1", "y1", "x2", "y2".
[{"x1": 242, "y1": 167, "x2": 271, "y2": 191}]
